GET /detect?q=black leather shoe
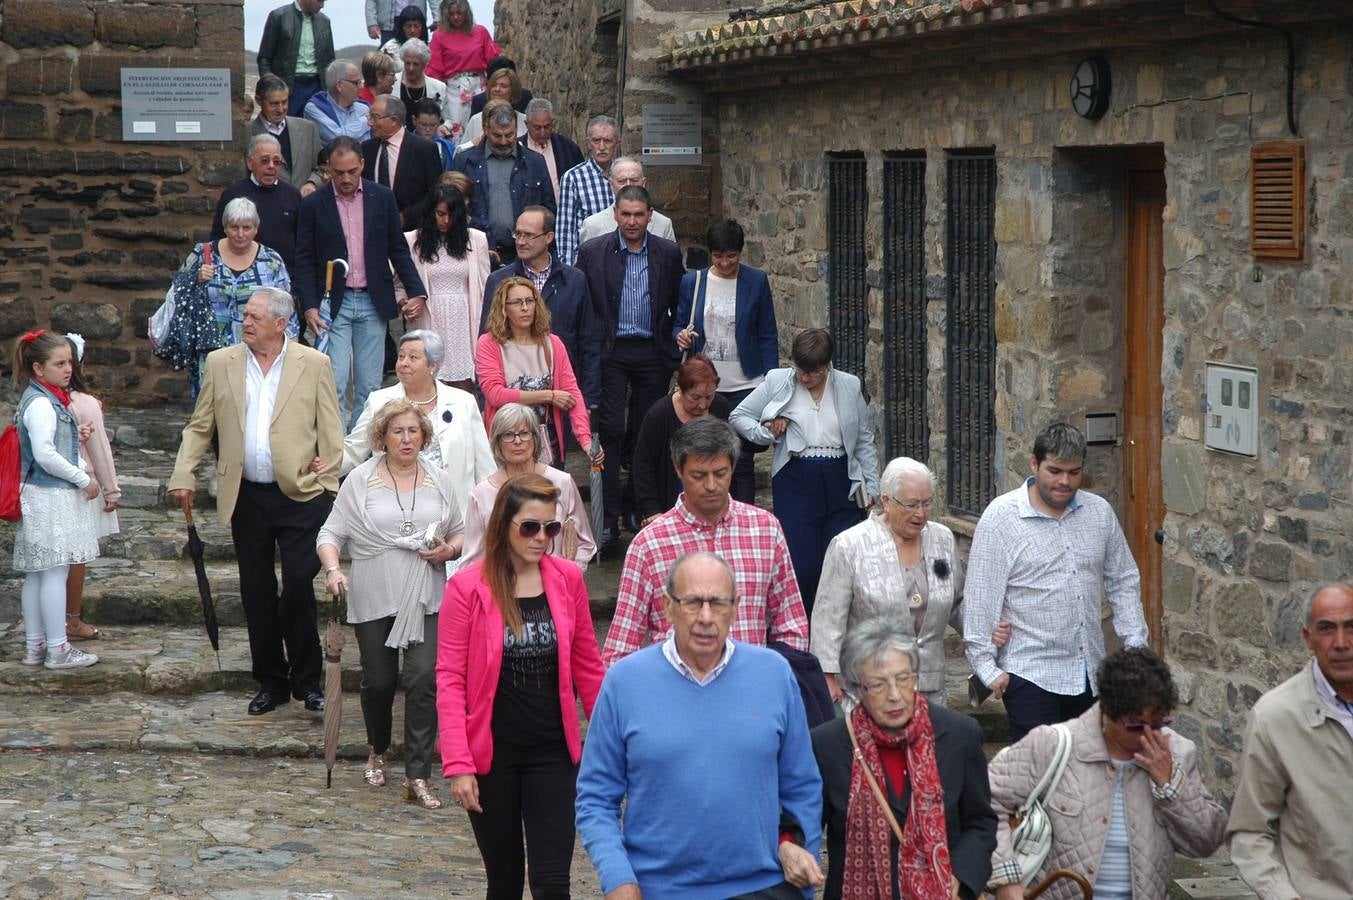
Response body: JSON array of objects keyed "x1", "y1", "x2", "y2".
[
  {"x1": 624, "y1": 511, "x2": 643, "y2": 535},
  {"x1": 297, "y1": 689, "x2": 325, "y2": 713},
  {"x1": 248, "y1": 690, "x2": 288, "y2": 716},
  {"x1": 598, "y1": 525, "x2": 618, "y2": 552}
]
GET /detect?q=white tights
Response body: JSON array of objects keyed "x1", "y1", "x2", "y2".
[{"x1": 22, "y1": 565, "x2": 70, "y2": 650}]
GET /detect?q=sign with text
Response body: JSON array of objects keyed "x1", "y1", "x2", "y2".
[
  {"x1": 641, "y1": 104, "x2": 702, "y2": 166},
  {"x1": 121, "y1": 68, "x2": 233, "y2": 142}
]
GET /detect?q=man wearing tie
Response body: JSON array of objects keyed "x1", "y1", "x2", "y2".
[
  {"x1": 169, "y1": 287, "x2": 344, "y2": 717},
  {"x1": 361, "y1": 95, "x2": 443, "y2": 230}
]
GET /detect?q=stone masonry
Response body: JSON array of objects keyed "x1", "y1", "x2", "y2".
[{"x1": 0, "y1": 0, "x2": 247, "y2": 400}]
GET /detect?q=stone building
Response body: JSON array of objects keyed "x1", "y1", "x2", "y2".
[
  {"x1": 500, "y1": 0, "x2": 1353, "y2": 794},
  {"x1": 0, "y1": 0, "x2": 247, "y2": 397}
]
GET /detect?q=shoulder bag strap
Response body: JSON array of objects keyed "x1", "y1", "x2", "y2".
[
  {"x1": 844, "y1": 714, "x2": 907, "y2": 845},
  {"x1": 1018, "y1": 723, "x2": 1073, "y2": 815},
  {"x1": 681, "y1": 269, "x2": 704, "y2": 363}
]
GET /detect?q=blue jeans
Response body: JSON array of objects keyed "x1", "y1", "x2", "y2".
[{"x1": 327, "y1": 289, "x2": 386, "y2": 430}]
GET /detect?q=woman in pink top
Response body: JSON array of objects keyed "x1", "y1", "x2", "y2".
[
  {"x1": 425, "y1": 0, "x2": 500, "y2": 143},
  {"x1": 437, "y1": 473, "x2": 605, "y2": 898},
  {"x1": 475, "y1": 276, "x2": 596, "y2": 464}
]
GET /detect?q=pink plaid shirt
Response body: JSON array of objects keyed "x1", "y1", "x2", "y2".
[{"x1": 602, "y1": 496, "x2": 809, "y2": 667}]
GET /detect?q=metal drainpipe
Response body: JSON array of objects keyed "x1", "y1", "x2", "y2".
[{"x1": 616, "y1": 0, "x2": 629, "y2": 137}]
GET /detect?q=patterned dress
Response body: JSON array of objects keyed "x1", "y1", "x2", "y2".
[{"x1": 410, "y1": 252, "x2": 475, "y2": 382}]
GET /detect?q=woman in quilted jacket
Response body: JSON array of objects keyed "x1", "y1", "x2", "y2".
[{"x1": 987, "y1": 647, "x2": 1227, "y2": 899}]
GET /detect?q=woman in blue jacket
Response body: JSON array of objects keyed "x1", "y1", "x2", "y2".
[
  {"x1": 730, "y1": 328, "x2": 880, "y2": 617},
  {"x1": 673, "y1": 219, "x2": 779, "y2": 504}
]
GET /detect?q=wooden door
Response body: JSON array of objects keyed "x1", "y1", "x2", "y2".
[{"x1": 1123, "y1": 159, "x2": 1166, "y2": 654}]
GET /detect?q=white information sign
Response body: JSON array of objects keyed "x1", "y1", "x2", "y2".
[
  {"x1": 641, "y1": 104, "x2": 702, "y2": 166},
  {"x1": 121, "y1": 68, "x2": 233, "y2": 142}
]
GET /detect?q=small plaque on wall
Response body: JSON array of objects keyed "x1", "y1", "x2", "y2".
[
  {"x1": 121, "y1": 68, "x2": 233, "y2": 142},
  {"x1": 1085, "y1": 412, "x2": 1118, "y2": 445},
  {"x1": 640, "y1": 104, "x2": 702, "y2": 166}
]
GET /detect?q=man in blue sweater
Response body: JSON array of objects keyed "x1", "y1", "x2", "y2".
[{"x1": 576, "y1": 552, "x2": 825, "y2": 899}]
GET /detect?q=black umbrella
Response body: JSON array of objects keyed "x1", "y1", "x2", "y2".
[{"x1": 182, "y1": 501, "x2": 221, "y2": 670}]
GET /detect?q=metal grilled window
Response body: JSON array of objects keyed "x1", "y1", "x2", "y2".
[
  {"x1": 827, "y1": 155, "x2": 868, "y2": 379},
  {"x1": 882, "y1": 154, "x2": 928, "y2": 462},
  {"x1": 945, "y1": 153, "x2": 997, "y2": 516}
]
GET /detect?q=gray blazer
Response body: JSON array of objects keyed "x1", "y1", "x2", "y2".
[
  {"x1": 729, "y1": 366, "x2": 881, "y2": 502},
  {"x1": 810, "y1": 517, "x2": 965, "y2": 695},
  {"x1": 249, "y1": 115, "x2": 322, "y2": 191}
]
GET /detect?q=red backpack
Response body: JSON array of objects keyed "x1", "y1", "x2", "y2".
[{"x1": 0, "y1": 422, "x2": 22, "y2": 521}]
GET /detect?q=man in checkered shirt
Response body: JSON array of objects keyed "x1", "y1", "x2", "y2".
[
  {"x1": 603, "y1": 417, "x2": 810, "y2": 667},
  {"x1": 963, "y1": 422, "x2": 1146, "y2": 742},
  {"x1": 555, "y1": 114, "x2": 619, "y2": 266}
]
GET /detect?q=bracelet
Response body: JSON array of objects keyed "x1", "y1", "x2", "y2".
[{"x1": 325, "y1": 566, "x2": 340, "y2": 574}]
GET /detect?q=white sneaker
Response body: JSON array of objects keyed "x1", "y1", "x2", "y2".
[
  {"x1": 44, "y1": 643, "x2": 98, "y2": 669},
  {"x1": 21, "y1": 641, "x2": 46, "y2": 666}
]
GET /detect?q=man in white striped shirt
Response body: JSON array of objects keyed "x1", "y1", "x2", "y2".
[{"x1": 963, "y1": 422, "x2": 1146, "y2": 742}]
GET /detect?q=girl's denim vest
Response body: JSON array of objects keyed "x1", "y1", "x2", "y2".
[{"x1": 17, "y1": 381, "x2": 81, "y2": 489}]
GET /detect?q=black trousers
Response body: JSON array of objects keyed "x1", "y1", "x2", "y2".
[
  {"x1": 718, "y1": 386, "x2": 763, "y2": 505},
  {"x1": 1003, "y1": 672, "x2": 1096, "y2": 743},
  {"x1": 230, "y1": 480, "x2": 331, "y2": 697},
  {"x1": 468, "y1": 740, "x2": 578, "y2": 899},
  {"x1": 598, "y1": 338, "x2": 673, "y2": 526}
]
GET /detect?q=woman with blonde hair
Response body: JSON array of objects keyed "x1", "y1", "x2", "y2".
[
  {"x1": 462, "y1": 74, "x2": 526, "y2": 145},
  {"x1": 475, "y1": 276, "x2": 595, "y2": 465},
  {"x1": 425, "y1": 0, "x2": 500, "y2": 143}
]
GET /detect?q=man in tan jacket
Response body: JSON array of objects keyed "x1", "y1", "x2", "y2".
[
  {"x1": 169, "y1": 287, "x2": 343, "y2": 717},
  {"x1": 1228, "y1": 582, "x2": 1353, "y2": 900}
]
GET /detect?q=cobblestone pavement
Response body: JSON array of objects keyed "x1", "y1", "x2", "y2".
[{"x1": 0, "y1": 749, "x2": 602, "y2": 898}]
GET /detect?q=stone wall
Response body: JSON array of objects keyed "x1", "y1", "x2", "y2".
[
  {"x1": 0, "y1": 0, "x2": 246, "y2": 399},
  {"x1": 702, "y1": 23, "x2": 1352, "y2": 796}
]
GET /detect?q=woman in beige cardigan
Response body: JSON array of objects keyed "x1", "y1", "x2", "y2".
[
  {"x1": 397, "y1": 186, "x2": 491, "y2": 394},
  {"x1": 986, "y1": 648, "x2": 1227, "y2": 899}
]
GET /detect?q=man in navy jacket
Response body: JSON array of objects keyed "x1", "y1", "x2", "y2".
[
  {"x1": 483, "y1": 206, "x2": 600, "y2": 408},
  {"x1": 575, "y1": 186, "x2": 683, "y2": 545},
  {"x1": 451, "y1": 105, "x2": 554, "y2": 265},
  {"x1": 294, "y1": 136, "x2": 427, "y2": 428}
]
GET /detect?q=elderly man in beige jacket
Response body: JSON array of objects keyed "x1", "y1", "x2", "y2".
[{"x1": 1227, "y1": 582, "x2": 1353, "y2": 900}]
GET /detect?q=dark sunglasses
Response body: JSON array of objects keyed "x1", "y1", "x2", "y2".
[
  {"x1": 1120, "y1": 715, "x2": 1173, "y2": 733},
  {"x1": 515, "y1": 519, "x2": 562, "y2": 539}
]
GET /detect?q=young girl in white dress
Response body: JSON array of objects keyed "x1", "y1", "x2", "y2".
[{"x1": 12, "y1": 329, "x2": 100, "y2": 669}]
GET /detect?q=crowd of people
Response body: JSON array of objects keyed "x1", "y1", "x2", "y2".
[{"x1": 7, "y1": 2, "x2": 1350, "y2": 897}]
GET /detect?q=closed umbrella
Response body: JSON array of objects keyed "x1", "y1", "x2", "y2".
[
  {"x1": 589, "y1": 433, "x2": 605, "y2": 544},
  {"x1": 182, "y1": 501, "x2": 221, "y2": 670},
  {"x1": 322, "y1": 586, "x2": 346, "y2": 788},
  {"x1": 312, "y1": 258, "x2": 349, "y2": 354}
]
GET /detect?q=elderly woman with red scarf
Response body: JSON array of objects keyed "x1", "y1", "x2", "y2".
[{"x1": 810, "y1": 618, "x2": 996, "y2": 899}]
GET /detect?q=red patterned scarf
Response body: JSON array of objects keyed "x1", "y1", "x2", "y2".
[{"x1": 841, "y1": 696, "x2": 954, "y2": 899}]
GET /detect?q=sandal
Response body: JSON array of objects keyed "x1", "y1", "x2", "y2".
[
  {"x1": 66, "y1": 615, "x2": 101, "y2": 641},
  {"x1": 364, "y1": 752, "x2": 388, "y2": 787},
  {"x1": 403, "y1": 778, "x2": 442, "y2": 810}
]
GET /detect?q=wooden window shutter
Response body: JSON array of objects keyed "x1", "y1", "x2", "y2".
[{"x1": 1251, "y1": 140, "x2": 1305, "y2": 261}]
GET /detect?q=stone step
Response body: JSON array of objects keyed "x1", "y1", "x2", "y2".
[{"x1": 1170, "y1": 853, "x2": 1258, "y2": 899}]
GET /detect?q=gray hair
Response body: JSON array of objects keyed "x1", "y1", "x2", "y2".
[
  {"x1": 669, "y1": 416, "x2": 740, "y2": 470},
  {"x1": 251, "y1": 287, "x2": 294, "y2": 321},
  {"x1": 400, "y1": 38, "x2": 431, "y2": 65},
  {"x1": 1032, "y1": 422, "x2": 1086, "y2": 464},
  {"x1": 376, "y1": 94, "x2": 406, "y2": 123},
  {"x1": 1304, "y1": 582, "x2": 1353, "y2": 628},
  {"x1": 837, "y1": 618, "x2": 922, "y2": 700},
  {"x1": 400, "y1": 328, "x2": 443, "y2": 369},
  {"x1": 488, "y1": 402, "x2": 542, "y2": 466},
  {"x1": 525, "y1": 97, "x2": 554, "y2": 119},
  {"x1": 221, "y1": 196, "x2": 261, "y2": 228},
  {"x1": 611, "y1": 155, "x2": 641, "y2": 174},
  {"x1": 586, "y1": 114, "x2": 618, "y2": 140},
  {"x1": 246, "y1": 132, "x2": 282, "y2": 159},
  {"x1": 663, "y1": 551, "x2": 736, "y2": 600},
  {"x1": 485, "y1": 103, "x2": 517, "y2": 130},
  {"x1": 325, "y1": 59, "x2": 358, "y2": 91},
  {"x1": 880, "y1": 456, "x2": 936, "y2": 499}
]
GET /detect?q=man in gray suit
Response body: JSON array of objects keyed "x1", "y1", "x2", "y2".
[{"x1": 250, "y1": 75, "x2": 322, "y2": 196}]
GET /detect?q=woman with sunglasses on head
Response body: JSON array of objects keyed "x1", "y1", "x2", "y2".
[
  {"x1": 986, "y1": 647, "x2": 1226, "y2": 900},
  {"x1": 811, "y1": 457, "x2": 964, "y2": 708},
  {"x1": 460, "y1": 403, "x2": 595, "y2": 571},
  {"x1": 437, "y1": 472, "x2": 606, "y2": 899}
]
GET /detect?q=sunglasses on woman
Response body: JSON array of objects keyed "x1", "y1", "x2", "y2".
[
  {"x1": 1120, "y1": 714, "x2": 1173, "y2": 732},
  {"x1": 515, "y1": 519, "x2": 562, "y2": 539}
]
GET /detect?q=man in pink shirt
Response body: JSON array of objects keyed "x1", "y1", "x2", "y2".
[{"x1": 361, "y1": 95, "x2": 442, "y2": 229}]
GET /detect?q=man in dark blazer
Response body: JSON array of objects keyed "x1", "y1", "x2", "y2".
[
  {"x1": 250, "y1": 74, "x2": 323, "y2": 195},
  {"x1": 361, "y1": 95, "x2": 443, "y2": 229},
  {"x1": 451, "y1": 104, "x2": 555, "y2": 265},
  {"x1": 294, "y1": 136, "x2": 428, "y2": 429},
  {"x1": 483, "y1": 205, "x2": 600, "y2": 407},
  {"x1": 256, "y1": 0, "x2": 334, "y2": 116},
  {"x1": 520, "y1": 97, "x2": 585, "y2": 204},
  {"x1": 574, "y1": 185, "x2": 683, "y2": 545}
]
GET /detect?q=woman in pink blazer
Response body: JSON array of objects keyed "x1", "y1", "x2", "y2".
[
  {"x1": 475, "y1": 276, "x2": 597, "y2": 465},
  {"x1": 437, "y1": 472, "x2": 605, "y2": 898}
]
